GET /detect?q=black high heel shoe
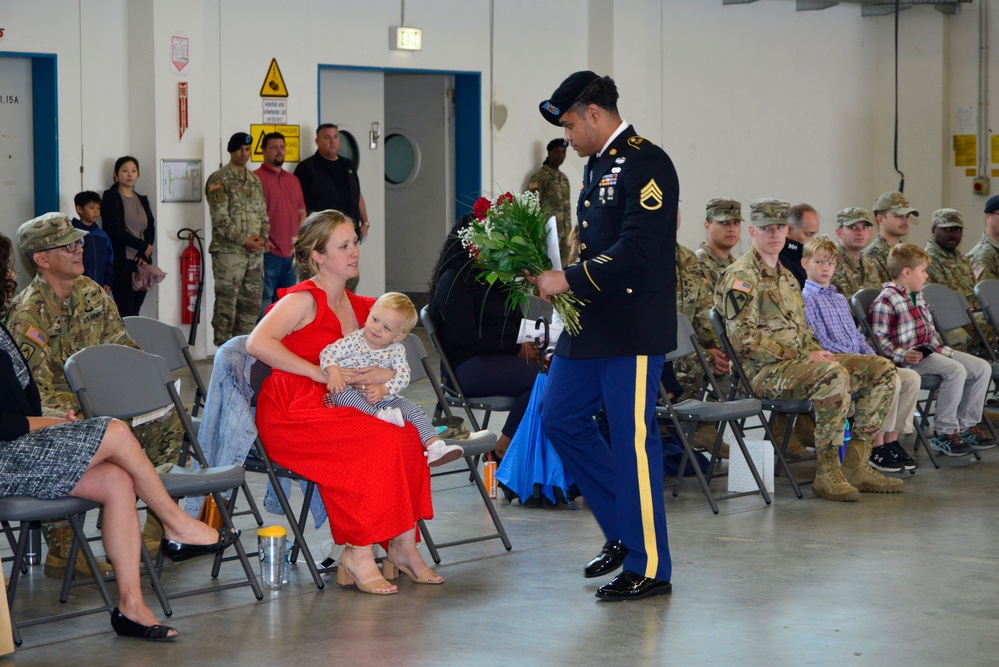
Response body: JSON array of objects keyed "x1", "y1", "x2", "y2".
[
  {"x1": 111, "y1": 607, "x2": 177, "y2": 641},
  {"x1": 160, "y1": 527, "x2": 239, "y2": 563}
]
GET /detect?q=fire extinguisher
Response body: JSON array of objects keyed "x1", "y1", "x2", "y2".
[{"x1": 177, "y1": 228, "x2": 205, "y2": 344}]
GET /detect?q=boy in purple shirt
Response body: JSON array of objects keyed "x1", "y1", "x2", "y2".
[{"x1": 801, "y1": 235, "x2": 919, "y2": 474}]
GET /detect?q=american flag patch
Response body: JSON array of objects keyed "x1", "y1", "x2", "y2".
[
  {"x1": 25, "y1": 325, "x2": 47, "y2": 347},
  {"x1": 732, "y1": 280, "x2": 753, "y2": 294}
]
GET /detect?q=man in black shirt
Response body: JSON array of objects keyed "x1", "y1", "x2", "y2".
[{"x1": 778, "y1": 202, "x2": 819, "y2": 288}]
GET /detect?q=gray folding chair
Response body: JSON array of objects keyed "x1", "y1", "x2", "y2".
[
  {"x1": 851, "y1": 288, "x2": 951, "y2": 468},
  {"x1": 122, "y1": 316, "x2": 207, "y2": 417},
  {"x1": 658, "y1": 314, "x2": 775, "y2": 513},
  {"x1": 708, "y1": 307, "x2": 806, "y2": 497},
  {"x1": 1, "y1": 496, "x2": 112, "y2": 646},
  {"x1": 402, "y1": 334, "x2": 512, "y2": 561},
  {"x1": 63, "y1": 344, "x2": 263, "y2": 610},
  {"x1": 419, "y1": 305, "x2": 516, "y2": 432},
  {"x1": 244, "y1": 359, "x2": 331, "y2": 590},
  {"x1": 125, "y1": 316, "x2": 263, "y2": 525}
]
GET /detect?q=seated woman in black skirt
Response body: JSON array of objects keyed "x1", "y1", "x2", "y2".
[
  {"x1": 0, "y1": 234, "x2": 234, "y2": 641},
  {"x1": 427, "y1": 214, "x2": 541, "y2": 458}
]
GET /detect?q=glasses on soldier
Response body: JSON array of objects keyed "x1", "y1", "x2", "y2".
[{"x1": 39, "y1": 240, "x2": 84, "y2": 253}]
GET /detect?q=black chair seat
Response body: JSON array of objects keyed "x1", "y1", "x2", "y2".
[{"x1": 667, "y1": 397, "x2": 762, "y2": 422}]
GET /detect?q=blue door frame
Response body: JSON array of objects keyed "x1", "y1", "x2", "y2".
[
  {"x1": 0, "y1": 52, "x2": 59, "y2": 215},
  {"x1": 317, "y1": 65, "x2": 481, "y2": 221}
]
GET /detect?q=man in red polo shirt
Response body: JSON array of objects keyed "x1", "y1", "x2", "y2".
[{"x1": 254, "y1": 132, "x2": 306, "y2": 315}]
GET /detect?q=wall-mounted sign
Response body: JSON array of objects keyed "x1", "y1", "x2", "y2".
[
  {"x1": 262, "y1": 99, "x2": 287, "y2": 124},
  {"x1": 260, "y1": 59, "x2": 288, "y2": 97},
  {"x1": 250, "y1": 124, "x2": 300, "y2": 163},
  {"x1": 389, "y1": 26, "x2": 422, "y2": 51},
  {"x1": 171, "y1": 35, "x2": 189, "y2": 74},
  {"x1": 178, "y1": 82, "x2": 189, "y2": 140}
]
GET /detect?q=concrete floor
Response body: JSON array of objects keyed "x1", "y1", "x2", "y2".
[{"x1": 5, "y1": 344, "x2": 999, "y2": 666}]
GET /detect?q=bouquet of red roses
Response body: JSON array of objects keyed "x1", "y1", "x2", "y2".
[{"x1": 458, "y1": 190, "x2": 583, "y2": 335}]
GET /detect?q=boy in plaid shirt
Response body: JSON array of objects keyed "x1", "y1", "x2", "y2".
[
  {"x1": 869, "y1": 243, "x2": 995, "y2": 456},
  {"x1": 801, "y1": 236, "x2": 919, "y2": 474}
]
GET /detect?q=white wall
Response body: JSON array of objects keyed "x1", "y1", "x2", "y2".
[{"x1": 2, "y1": 0, "x2": 998, "y2": 355}]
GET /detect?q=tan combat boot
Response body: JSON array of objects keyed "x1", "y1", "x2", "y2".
[
  {"x1": 841, "y1": 439, "x2": 904, "y2": 493},
  {"x1": 142, "y1": 512, "x2": 164, "y2": 558},
  {"x1": 691, "y1": 424, "x2": 730, "y2": 459},
  {"x1": 773, "y1": 414, "x2": 812, "y2": 462},
  {"x1": 42, "y1": 521, "x2": 113, "y2": 579},
  {"x1": 812, "y1": 449, "x2": 860, "y2": 501}
]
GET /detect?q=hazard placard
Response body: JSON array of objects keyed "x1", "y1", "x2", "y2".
[
  {"x1": 250, "y1": 124, "x2": 300, "y2": 163},
  {"x1": 260, "y1": 58, "x2": 288, "y2": 97}
]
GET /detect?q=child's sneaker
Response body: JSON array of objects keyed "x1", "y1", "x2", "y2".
[
  {"x1": 375, "y1": 407, "x2": 405, "y2": 427},
  {"x1": 426, "y1": 440, "x2": 465, "y2": 467},
  {"x1": 886, "y1": 441, "x2": 918, "y2": 470},
  {"x1": 869, "y1": 445, "x2": 904, "y2": 473},
  {"x1": 930, "y1": 431, "x2": 972, "y2": 457},
  {"x1": 959, "y1": 426, "x2": 998, "y2": 450}
]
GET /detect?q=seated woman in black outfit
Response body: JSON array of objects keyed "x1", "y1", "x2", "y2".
[
  {"x1": 427, "y1": 214, "x2": 541, "y2": 458},
  {"x1": 0, "y1": 234, "x2": 234, "y2": 641}
]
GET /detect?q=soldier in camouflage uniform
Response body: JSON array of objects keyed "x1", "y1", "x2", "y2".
[
  {"x1": 696, "y1": 198, "x2": 741, "y2": 285},
  {"x1": 206, "y1": 132, "x2": 269, "y2": 346},
  {"x1": 716, "y1": 199, "x2": 900, "y2": 501},
  {"x1": 527, "y1": 138, "x2": 574, "y2": 267},
  {"x1": 831, "y1": 207, "x2": 884, "y2": 298},
  {"x1": 674, "y1": 234, "x2": 722, "y2": 401},
  {"x1": 925, "y1": 208, "x2": 996, "y2": 351},
  {"x1": 6, "y1": 213, "x2": 185, "y2": 578},
  {"x1": 965, "y1": 194, "x2": 999, "y2": 283},
  {"x1": 864, "y1": 191, "x2": 918, "y2": 285}
]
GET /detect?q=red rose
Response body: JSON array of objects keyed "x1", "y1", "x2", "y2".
[
  {"x1": 468, "y1": 243, "x2": 480, "y2": 260},
  {"x1": 496, "y1": 192, "x2": 514, "y2": 207},
  {"x1": 472, "y1": 197, "x2": 492, "y2": 220}
]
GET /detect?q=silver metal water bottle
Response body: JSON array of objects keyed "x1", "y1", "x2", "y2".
[{"x1": 257, "y1": 526, "x2": 287, "y2": 590}]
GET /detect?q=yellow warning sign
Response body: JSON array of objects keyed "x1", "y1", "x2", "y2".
[
  {"x1": 250, "y1": 124, "x2": 300, "y2": 163},
  {"x1": 260, "y1": 58, "x2": 288, "y2": 98}
]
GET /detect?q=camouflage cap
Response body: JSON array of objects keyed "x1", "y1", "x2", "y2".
[
  {"x1": 17, "y1": 212, "x2": 88, "y2": 255},
  {"x1": 931, "y1": 208, "x2": 964, "y2": 229},
  {"x1": 706, "y1": 198, "x2": 743, "y2": 222},
  {"x1": 836, "y1": 207, "x2": 875, "y2": 228},
  {"x1": 749, "y1": 198, "x2": 790, "y2": 226},
  {"x1": 873, "y1": 191, "x2": 919, "y2": 217}
]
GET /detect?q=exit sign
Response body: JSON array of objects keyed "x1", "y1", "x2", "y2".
[{"x1": 390, "y1": 26, "x2": 422, "y2": 51}]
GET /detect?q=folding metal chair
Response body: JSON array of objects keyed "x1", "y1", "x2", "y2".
[
  {"x1": 708, "y1": 307, "x2": 806, "y2": 496},
  {"x1": 419, "y1": 305, "x2": 516, "y2": 432},
  {"x1": 1, "y1": 496, "x2": 112, "y2": 646},
  {"x1": 244, "y1": 359, "x2": 331, "y2": 590},
  {"x1": 122, "y1": 316, "x2": 207, "y2": 417},
  {"x1": 922, "y1": 283, "x2": 995, "y2": 360},
  {"x1": 125, "y1": 316, "x2": 263, "y2": 525},
  {"x1": 63, "y1": 344, "x2": 263, "y2": 609},
  {"x1": 851, "y1": 288, "x2": 950, "y2": 468},
  {"x1": 401, "y1": 334, "x2": 512, "y2": 561},
  {"x1": 657, "y1": 314, "x2": 776, "y2": 513},
  {"x1": 974, "y1": 279, "x2": 999, "y2": 354}
]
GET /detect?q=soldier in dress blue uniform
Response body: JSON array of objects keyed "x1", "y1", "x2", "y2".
[{"x1": 531, "y1": 71, "x2": 677, "y2": 601}]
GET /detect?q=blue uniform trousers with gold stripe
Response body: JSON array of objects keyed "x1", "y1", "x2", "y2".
[{"x1": 541, "y1": 354, "x2": 671, "y2": 582}]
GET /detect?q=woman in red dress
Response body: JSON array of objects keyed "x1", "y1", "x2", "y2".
[{"x1": 247, "y1": 210, "x2": 439, "y2": 595}]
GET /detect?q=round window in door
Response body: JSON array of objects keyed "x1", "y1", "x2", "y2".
[
  {"x1": 384, "y1": 131, "x2": 420, "y2": 187},
  {"x1": 337, "y1": 130, "x2": 360, "y2": 168}
]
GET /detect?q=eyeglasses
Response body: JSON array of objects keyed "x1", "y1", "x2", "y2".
[{"x1": 38, "y1": 240, "x2": 84, "y2": 253}]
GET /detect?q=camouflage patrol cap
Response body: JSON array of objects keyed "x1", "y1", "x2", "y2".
[
  {"x1": 539, "y1": 71, "x2": 601, "y2": 126},
  {"x1": 836, "y1": 207, "x2": 875, "y2": 228},
  {"x1": 17, "y1": 212, "x2": 87, "y2": 256},
  {"x1": 931, "y1": 208, "x2": 964, "y2": 229},
  {"x1": 873, "y1": 191, "x2": 919, "y2": 217},
  {"x1": 749, "y1": 198, "x2": 790, "y2": 226},
  {"x1": 706, "y1": 198, "x2": 743, "y2": 222}
]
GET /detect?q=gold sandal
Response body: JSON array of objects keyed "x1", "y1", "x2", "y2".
[
  {"x1": 335, "y1": 544, "x2": 398, "y2": 595},
  {"x1": 382, "y1": 539, "x2": 445, "y2": 585}
]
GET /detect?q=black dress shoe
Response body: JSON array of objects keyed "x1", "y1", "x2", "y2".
[
  {"x1": 111, "y1": 607, "x2": 177, "y2": 641},
  {"x1": 595, "y1": 570, "x2": 672, "y2": 601},
  {"x1": 161, "y1": 528, "x2": 239, "y2": 563},
  {"x1": 584, "y1": 539, "x2": 628, "y2": 579}
]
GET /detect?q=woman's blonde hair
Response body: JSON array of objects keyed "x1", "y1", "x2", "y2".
[{"x1": 292, "y1": 209, "x2": 355, "y2": 277}]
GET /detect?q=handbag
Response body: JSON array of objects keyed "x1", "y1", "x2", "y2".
[{"x1": 131, "y1": 262, "x2": 167, "y2": 292}]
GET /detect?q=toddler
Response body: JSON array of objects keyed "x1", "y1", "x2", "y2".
[{"x1": 320, "y1": 292, "x2": 465, "y2": 467}]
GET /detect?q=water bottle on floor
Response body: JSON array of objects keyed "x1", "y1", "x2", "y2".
[{"x1": 257, "y1": 526, "x2": 288, "y2": 590}]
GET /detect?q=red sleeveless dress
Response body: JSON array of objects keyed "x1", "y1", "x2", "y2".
[{"x1": 255, "y1": 280, "x2": 432, "y2": 546}]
